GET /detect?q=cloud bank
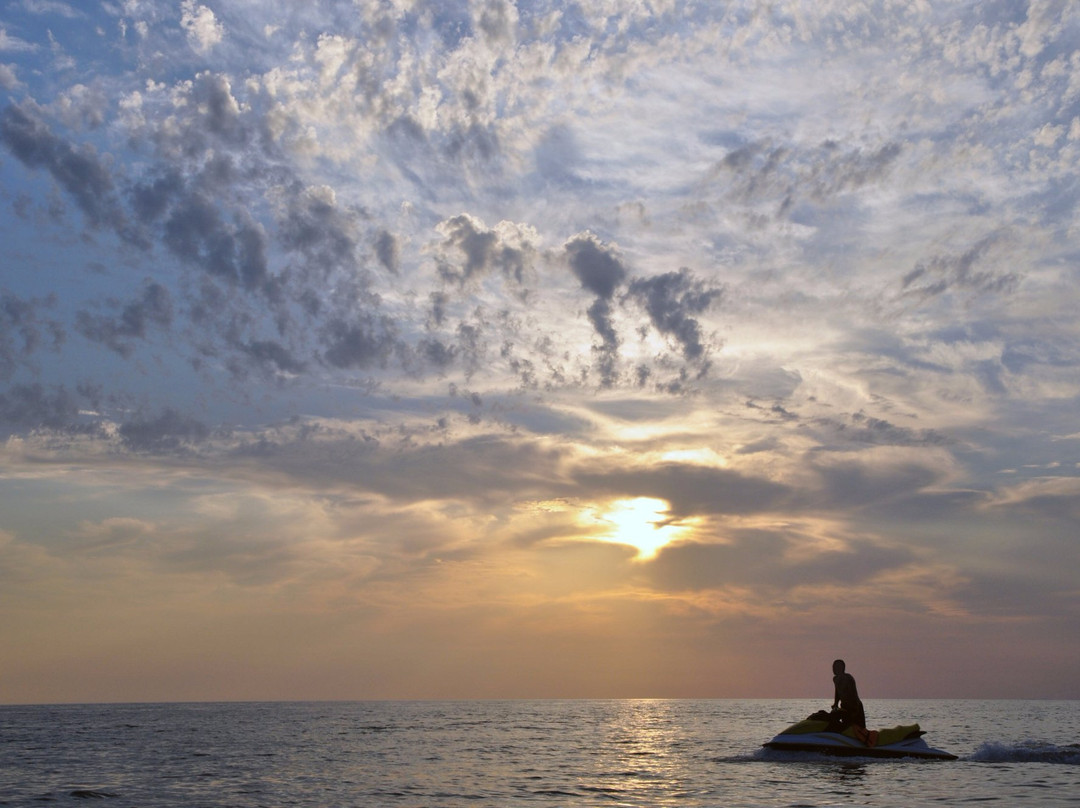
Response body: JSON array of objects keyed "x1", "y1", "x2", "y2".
[{"x1": 0, "y1": 0, "x2": 1078, "y2": 702}]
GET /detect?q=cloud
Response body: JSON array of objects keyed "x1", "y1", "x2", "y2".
[
  {"x1": 218, "y1": 424, "x2": 572, "y2": 509},
  {"x1": 278, "y1": 184, "x2": 362, "y2": 281},
  {"x1": 574, "y1": 461, "x2": 793, "y2": 520},
  {"x1": 806, "y1": 412, "x2": 950, "y2": 450},
  {"x1": 162, "y1": 194, "x2": 269, "y2": 291},
  {"x1": 321, "y1": 314, "x2": 400, "y2": 371},
  {"x1": 806, "y1": 141, "x2": 904, "y2": 201},
  {"x1": 808, "y1": 449, "x2": 953, "y2": 511},
  {"x1": 474, "y1": 0, "x2": 519, "y2": 48},
  {"x1": 0, "y1": 101, "x2": 126, "y2": 233},
  {"x1": 627, "y1": 268, "x2": 723, "y2": 361},
  {"x1": 232, "y1": 339, "x2": 307, "y2": 379},
  {"x1": 180, "y1": 0, "x2": 224, "y2": 54},
  {"x1": 18, "y1": 0, "x2": 83, "y2": 18},
  {"x1": 564, "y1": 233, "x2": 628, "y2": 386},
  {"x1": 0, "y1": 63, "x2": 19, "y2": 90},
  {"x1": 131, "y1": 171, "x2": 185, "y2": 223},
  {"x1": 0, "y1": 383, "x2": 80, "y2": 431},
  {"x1": 986, "y1": 476, "x2": 1080, "y2": 523},
  {"x1": 565, "y1": 232, "x2": 626, "y2": 300},
  {"x1": 374, "y1": 229, "x2": 400, "y2": 274},
  {"x1": 0, "y1": 27, "x2": 38, "y2": 53},
  {"x1": 184, "y1": 71, "x2": 246, "y2": 146},
  {"x1": 2, "y1": 0, "x2": 1080, "y2": 700},
  {"x1": 646, "y1": 526, "x2": 917, "y2": 594},
  {"x1": 75, "y1": 282, "x2": 173, "y2": 358},
  {"x1": 436, "y1": 214, "x2": 539, "y2": 288},
  {"x1": 709, "y1": 137, "x2": 904, "y2": 217},
  {"x1": 51, "y1": 83, "x2": 110, "y2": 131},
  {"x1": 118, "y1": 407, "x2": 211, "y2": 453},
  {"x1": 0, "y1": 291, "x2": 64, "y2": 379},
  {"x1": 416, "y1": 337, "x2": 457, "y2": 371},
  {"x1": 901, "y1": 234, "x2": 1020, "y2": 300},
  {"x1": 70, "y1": 517, "x2": 156, "y2": 553}
]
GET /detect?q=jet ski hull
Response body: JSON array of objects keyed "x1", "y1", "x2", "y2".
[{"x1": 764, "y1": 731, "x2": 957, "y2": 760}]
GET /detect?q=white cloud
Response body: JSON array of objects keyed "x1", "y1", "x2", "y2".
[
  {"x1": 18, "y1": 0, "x2": 83, "y2": 18},
  {"x1": 0, "y1": 62, "x2": 19, "y2": 89},
  {"x1": 180, "y1": 0, "x2": 223, "y2": 53},
  {"x1": 1034, "y1": 122, "x2": 1064, "y2": 147},
  {"x1": 0, "y1": 27, "x2": 38, "y2": 52}
]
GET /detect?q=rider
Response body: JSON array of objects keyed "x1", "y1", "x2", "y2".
[{"x1": 831, "y1": 659, "x2": 866, "y2": 730}]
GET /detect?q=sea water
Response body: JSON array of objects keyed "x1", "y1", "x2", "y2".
[{"x1": 1, "y1": 699, "x2": 1077, "y2": 807}]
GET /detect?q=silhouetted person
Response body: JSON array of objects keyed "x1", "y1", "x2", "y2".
[{"x1": 831, "y1": 659, "x2": 866, "y2": 730}]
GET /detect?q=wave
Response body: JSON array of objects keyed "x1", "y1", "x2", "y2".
[{"x1": 969, "y1": 741, "x2": 1080, "y2": 765}]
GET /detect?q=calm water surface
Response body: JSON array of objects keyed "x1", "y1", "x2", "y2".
[{"x1": 1, "y1": 699, "x2": 1077, "y2": 807}]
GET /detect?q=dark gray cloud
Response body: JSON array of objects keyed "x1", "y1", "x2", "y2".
[
  {"x1": 186, "y1": 72, "x2": 248, "y2": 148},
  {"x1": 133, "y1": 169, "x2": 273, "y2": 297},
  {"x1": 231, "y1": 339, "x2": 307, "y2": 379},
  {"x1": 989, "y1": 483, "x2": 1080, "y2": 524},
  {"x1": 585, "y1": 298, "x2": 619, "y2": 383},
  {"x1": 807, "y1": 141, "x2": 903, "y2": 199},
  {"x1": 809, "y1": 456, "x2": 945, "y2": 510},
  {"x1": 574, "y1": 461, "x2": 793, "y2": 520},
  {"x1": 438, "y1": 214, "x2": 499, "y2": 285},
  {"x1": 0, "y1": 101, "x2": 127, "y2": 234},
  {"x1": 444, "y1": 121, "x2": 500, "y2": 163},
  {"x1": 901, "y1": 234, "x2": 1019, "y2": 300},
  {"x1": 565, "y1": 233, "x2": 626, "y2": 299},
  {"x1": 427, "y1": 291, "x2": 449, "y2": 328},
  {"x1": 365, "y1": 433, "x2": 566, "y2": 503},
  {"x1": 118, "y1": 407, "x2": 211, "y2": 453},
  {"x1": 278, "y1": 187, "x2": 362, "y2": 280},
  {"x1": 413, "y1": 338, "x2": 457, "y2": 373},
  {"x1": 163, "y1": 195, "x2": 270, "y2": 291},
  {"x1": 0, "y1": 291, "x2": 64, "y2": 379},
  {"x1": 131, "y1": 171, "x2": 185, "y2": 224},
  {"x1": 862, "y1": 488, "x2": 989, "y2": 524},
  {"x1": 744, "y1": 400, "x2": 799, "y2": 423},
  {"x1": 75, "y1": 282, "x2": 173, "y2": 357},
  {"x1": 627, "y1": 268, "x2": 723, "y2": 361},
  {"x1": 565, "y1": 234, "x2": 628, "y2": 386},
  {"x1": 475, "y1": 0, "x2": 517, "y2": 46},
  {"x1": 715, "y1": 139, "x2": 788, "y2": 207},
  {"x1": 646, "y1": 528, "x2": 916, "y2": 593},
  {"x1": 455, "y1": 321, "x2": 487, "y2": 378},
  {"x1": 0, "y1": 382, "x2": 80, "y2": 430},
  {"x1": 998, "y1": 333, "x2": 1078, "y2": 375},
  {"x1": 232, "y1": 430, "x2": 567, "y2": 505},
  {"x1": 832, "y1": 327, "x2": 951, "y2": 375},
  {"x1": 437, "y1": 214, "x2": 535, "y2": 287},
  {"x1": 713, "y1": 138, "x2": 903, "y2": 217},
  {"x1": 322, "y1": 314, "x2": 399, "y2": 370},
  {"x1": 374, "y1": 228, "x2": 400, "y2": 274},
  {"x1": 807, "y1": 412, "x2": 950, "y2": 449}
]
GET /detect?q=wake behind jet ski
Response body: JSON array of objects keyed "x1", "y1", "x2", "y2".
[{"x1": 763, "y1": 709, "x2": 958, "y2": 760}]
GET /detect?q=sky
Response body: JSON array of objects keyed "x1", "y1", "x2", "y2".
[{"x1": 1, "y1": 0, "x2": 1078, "y2": 704}]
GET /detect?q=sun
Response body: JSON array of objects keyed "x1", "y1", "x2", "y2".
[{"x1": 593, "y1": 497, "x2": 690, "y2": 560}]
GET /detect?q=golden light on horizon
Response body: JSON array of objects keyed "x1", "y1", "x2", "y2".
[{"x1": 594, "y1": 497, "x2": 692, "y2": 560}]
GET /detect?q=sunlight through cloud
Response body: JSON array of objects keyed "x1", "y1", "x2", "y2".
[{"x1": 591, "y1": 497, "x2": 692, "y2": 560}]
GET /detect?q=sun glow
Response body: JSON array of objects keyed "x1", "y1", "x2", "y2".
[{"x1": 595, "y1": 497, "x2": 691, "y2": 560}]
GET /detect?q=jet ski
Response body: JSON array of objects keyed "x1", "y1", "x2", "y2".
[{"x1": 763, "y1": 710, "x2": 958, "y2": 760}]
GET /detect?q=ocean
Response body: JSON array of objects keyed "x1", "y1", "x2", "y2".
[{"x1": 1, "y1": 699, "x2": 1077, "y2": 807}]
